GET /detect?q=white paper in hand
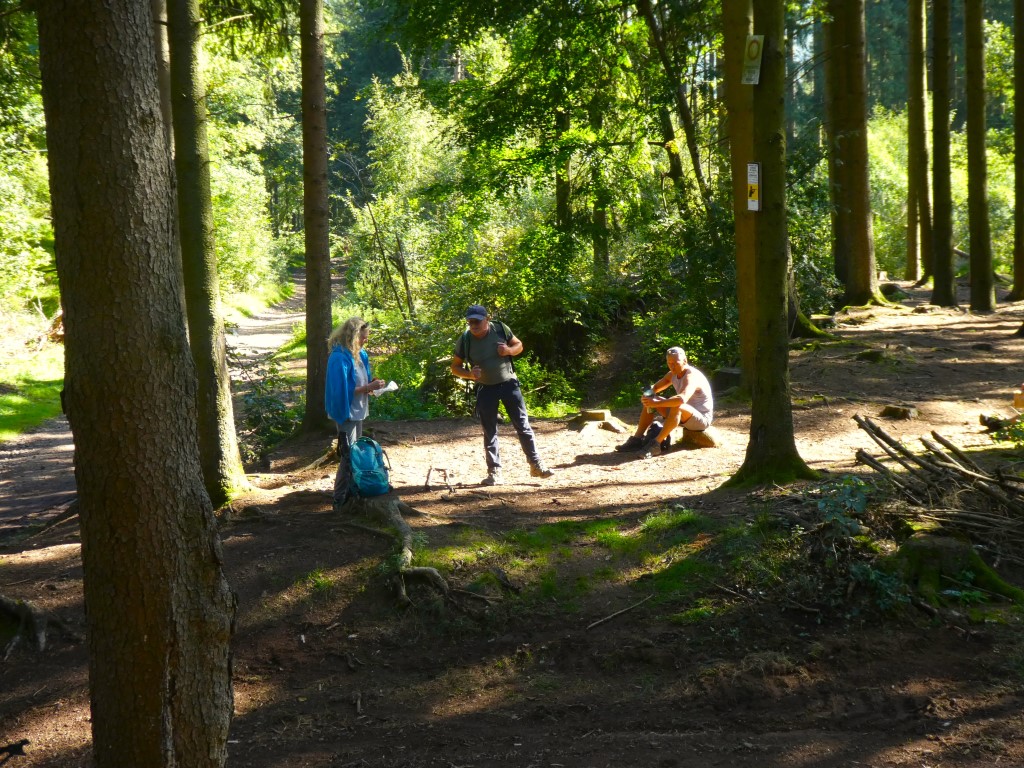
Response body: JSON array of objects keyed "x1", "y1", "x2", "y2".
[{"x1": 371, "y1": 380, "x2": 399, "y2": 397}]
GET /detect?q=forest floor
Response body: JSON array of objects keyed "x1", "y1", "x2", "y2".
[{"x1": 3, "y1": 280, "x2": 1024, "y2": 767}]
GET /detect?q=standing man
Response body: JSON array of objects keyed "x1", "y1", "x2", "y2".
[
  {"x1": 616, "y1": 346, "x2": 714, "y2": 454},
  {"x1": 451, "y1": 305, "x2": 554, "y2": 485}
]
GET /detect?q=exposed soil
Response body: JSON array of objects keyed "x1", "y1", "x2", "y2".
[{"x1": 2, "y1": 281, "x2": 1024, "y2": 767}]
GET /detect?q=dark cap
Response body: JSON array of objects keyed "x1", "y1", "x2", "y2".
[{"x1": 465, "y1": 304, "x2": 489, "y2": 321}]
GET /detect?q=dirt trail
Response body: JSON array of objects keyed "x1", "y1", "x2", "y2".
[{"x1": 0, "y1": 274, "x2": 308, "y2": 540}]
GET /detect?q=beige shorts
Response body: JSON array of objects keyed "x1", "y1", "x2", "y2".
[{"x1": 681, "y1": 411, "x2": 712, "y2": 431}]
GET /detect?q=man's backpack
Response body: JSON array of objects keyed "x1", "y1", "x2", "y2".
[{"x1": 349, "y1": 437, "x2": 391, "y2": 497}]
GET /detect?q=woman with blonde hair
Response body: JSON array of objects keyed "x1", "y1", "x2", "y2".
[{"x1": 325, "y1": 316, "x2": 384, "y2": 510}]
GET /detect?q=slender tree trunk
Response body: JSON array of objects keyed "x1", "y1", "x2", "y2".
[
  {"x1": 812, "y1": 16, "x2": 825, "y2": 151},
  {"x1": 907, "y1": 0, "x2": 934, "y2": 282},
  {"x1": 589, "y1": 99, "x2": 609, "y2": 278},
  {"x1": 555, "y1": 108, "x2": 571, "y2": 232},
  {"x1": 37, "y1": 3, "x2": 234, "y2": 765},
  {"x1": 729, "y1": 0, "x2": 814, "y2": 485},
  {"x1": 658, "y1": 106, "x2": 689, "y2": 210},
  {"x1": 822, "y1": 4, "x2": 850, "y2": 288},
  {"x1": 636, "y1": 0, "x2": 714, "y2": 215},
  {"x1": 722, "y1": 0, "x2": 757, "y2": 388},
  {"x1": 965, "y1": 0, "x2": 995, "y2": 312},
  {"x1": 167, "y1": 0, "x2": 248, "y2": 505},
  {"x1": 300, "y1": 0, "x2": 333, "y2": 432},
  {"x1": 1013, "y1": 0, "x2": 1024, "y2": 301},
  {"x1": 931, "y1": 0, "x2": 958, "y2": 306},
  {"x1": 827, "y1": 0, "x2": 880, "y2": 305}
]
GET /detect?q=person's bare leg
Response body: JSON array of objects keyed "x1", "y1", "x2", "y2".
[
  {"x1": 655, "y1": 405, "x2": 695, "y2": 443},
  {"x1": 634, "y1": 404, "x2": 658, "y2": 437}
]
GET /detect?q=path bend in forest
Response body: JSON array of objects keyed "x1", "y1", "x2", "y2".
[{"x1": 0, "y1": 274, "x2": 308, "y2": 540}]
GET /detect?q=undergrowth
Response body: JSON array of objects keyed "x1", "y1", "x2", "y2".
[{"x1": 402, "y1": 474, "x2": 1022, "y2": 633}]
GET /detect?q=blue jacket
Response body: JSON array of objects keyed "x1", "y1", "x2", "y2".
[{"x1": 325, "y1": 346, "x2": 371, "y2": 424}]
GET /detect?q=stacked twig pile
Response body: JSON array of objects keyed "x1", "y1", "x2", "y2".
[{"x1": 854, "y1": 414, "x2": 1024, "y2": 563}]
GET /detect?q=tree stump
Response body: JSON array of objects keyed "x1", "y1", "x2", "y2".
[
  {"x1": 567, "y1": 409, "x2": 630, "y2": 434},
  {"x1": 681, "y1": 426, "x2": 722, "y2": 449},
  {"x1": 890, "y1": 534, "x2": 1024, "y2": 606}
]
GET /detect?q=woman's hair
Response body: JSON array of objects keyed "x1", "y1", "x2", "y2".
[
  {"x1": 328, "y1": 316, "x2": 367, "y2": 356},
  {"x1": 666, "y1": 346, "x2": 687, "y2": 365}
]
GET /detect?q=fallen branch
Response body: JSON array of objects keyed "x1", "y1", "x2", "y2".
[{"x1": 586, "y1": 594, "x2": 653, "y2": 630}]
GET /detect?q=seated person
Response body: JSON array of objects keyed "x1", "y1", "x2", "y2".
[{"x1": 616, "y1": 346, "x2": 714, "y2": 454}]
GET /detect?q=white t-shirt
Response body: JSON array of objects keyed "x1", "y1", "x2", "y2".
[
  {"x1": 350, "y1": 356, "x2": 369, "y2": 421},
  {"x1": 670, "y1": 366, "x2": 714, "y2": 419}
]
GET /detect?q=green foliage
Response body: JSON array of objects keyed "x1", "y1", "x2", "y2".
[
  {"x1": 0, "y1": 342, "x2": 64, "y2": 443},
  {"x1": 302, "y1": 568, "x2": 335, "y2": 595},
  {"x1": 787, "y1": 139, "x2": 842, "y2": 315},
  {"x1": 867, "y1": 109, "x2": 1016, "y2": 277},
  {"x1": 230, "y1": 351, "x2": 304, "y2": 464},
  {"x1": 991, "y1": 420, "x2": 1024, "y2": 450}
]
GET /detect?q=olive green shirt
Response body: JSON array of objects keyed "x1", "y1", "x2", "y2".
[{"x1": 454, "y1": 322, "x2": 516, "y2": 386}]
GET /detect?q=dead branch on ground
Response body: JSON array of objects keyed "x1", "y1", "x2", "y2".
[{"x1": 854, "y1": 415, "x2": 1024, "y2": 563}]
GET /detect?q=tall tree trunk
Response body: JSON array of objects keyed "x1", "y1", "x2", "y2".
[
  {"x1": 555, "y1": 108, "x2": 571, "y2": 231},
  {"x1": 826, "y1": 0, "x2": 880, "y2": 305},
  {"x1": 931, "y1": 0, "x2": 958, "y2": 306},
  {"x1": 822, "y1": 4, "x2": 850, "y2": 288},
  {"x1": 906, "y1": 0, "x2": 934, "y2": 282},
  {"x1": 37, "y1": 3, "x2": 234, "y2": 766},
  {"x1": 300, "y1": 0, "x2": 333, "y2": 432},
  {"x1": 812, "y1": 16, "x2": 825, "y2": 151},
  {"x1": 636, "y1": 0, "x2": 714, "y2": 215},
  {"x1": 589, "y1": 99, "x2": 609, "y2": 279},
  {"x1": 1013, "y1": 0, "x2": 1024, "y2": 301},
  {"x1": 167, "y1": 0, "x2": 248, "y2": 506},
  {"x1": 722, "y1": 0, "x2": 757, "y2": 388},
  {"x1": 729, "y1": 0, "x2": 815, "y2": 485},
  {"x1": 965, "y1": 0, "x2": 995, "y2": 312}
]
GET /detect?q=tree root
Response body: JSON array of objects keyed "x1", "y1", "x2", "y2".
[
  {"x1": 342, "y1": 496, "x2": 449, "y2": 606},
  {"x1": 0, "y1": 595, "x2": 81, "y2": 659}
]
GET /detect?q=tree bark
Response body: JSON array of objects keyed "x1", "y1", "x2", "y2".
[
  {"x1": 589, "y1": 98, "x2": 609, "y2": 279},
  {"x1": 168, "y1": 0, "x2": 248, "y2": 505},
  {"x1": 964, "y1": 0, "x2": 995, "y2": 312},
  {"x1": 300, "y1": 0, "x2": 333, "y2": 432},
  {"x1": 728, "y1": 0, "x2": 815, "y2": 485},
  {"x1": 822, "y1": 3, "x2": 850, "y2": 287},
  {"x1": 1011, "y1": 0, "x2": 1024, "y2": 301},
  {"x1": 37, "y1": 3, "x2": 234, "y2": 765},
  {"x1": 906, "y1": 0, "x2": 933, "y2": 282},
  {"x1": 722, "y1": 0, "x2": 757, "y2": 388},
  {"x1": 1007, "y1": 0, "x2": 1024, "y2": 303},
  {"x1": 825, "y1": 0, "x2": 880, "y2": 305},
  {"x1": 930, "y1": 0, "x2": 958, "y2": 306}
]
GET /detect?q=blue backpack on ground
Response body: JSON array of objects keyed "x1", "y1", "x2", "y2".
[{"x1": 349, "y1": 437, "x2": 391, "y2": 497}]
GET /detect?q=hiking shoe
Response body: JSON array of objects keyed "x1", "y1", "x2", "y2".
[
  {"x1": 482, "y1": 470, "x2": 504, "y2": 486},
  {"x1": 615, "y1": 435, "x2": 645, "y2": 452},
  {"x1": 638, "y1": 433, "x2": 660, "y2": 452},
  {"x1": 530, "y1": 463, "x2": 554, "y2": 479},
  {"x1": 660, "y1": 436, "x2": 673, "y2": 452}
]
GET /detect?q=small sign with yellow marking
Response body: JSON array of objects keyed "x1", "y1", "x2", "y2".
[{"x1": 747, "y1": 163, "x2": 760, "y2": 212}]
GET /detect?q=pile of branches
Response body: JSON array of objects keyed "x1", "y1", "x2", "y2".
[{"x1": 854, "y1": 414, "x2": 1024, "y2": 564}]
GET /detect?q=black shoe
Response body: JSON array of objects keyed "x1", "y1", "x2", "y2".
[
  {"x1": 660, "y1": 437, "x2": 672, "y2": 452},
  {"x1": 615, "y1": 435, "x2": 644, "y2": 452}
]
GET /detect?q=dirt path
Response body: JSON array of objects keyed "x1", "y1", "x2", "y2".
[{"x1": 0, "y1": 273, "x2": 308, "y2": 541}]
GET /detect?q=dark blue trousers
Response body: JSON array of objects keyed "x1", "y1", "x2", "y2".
[{"x1": 476, "y1": 379, "x2": 541, "y2": 471}]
